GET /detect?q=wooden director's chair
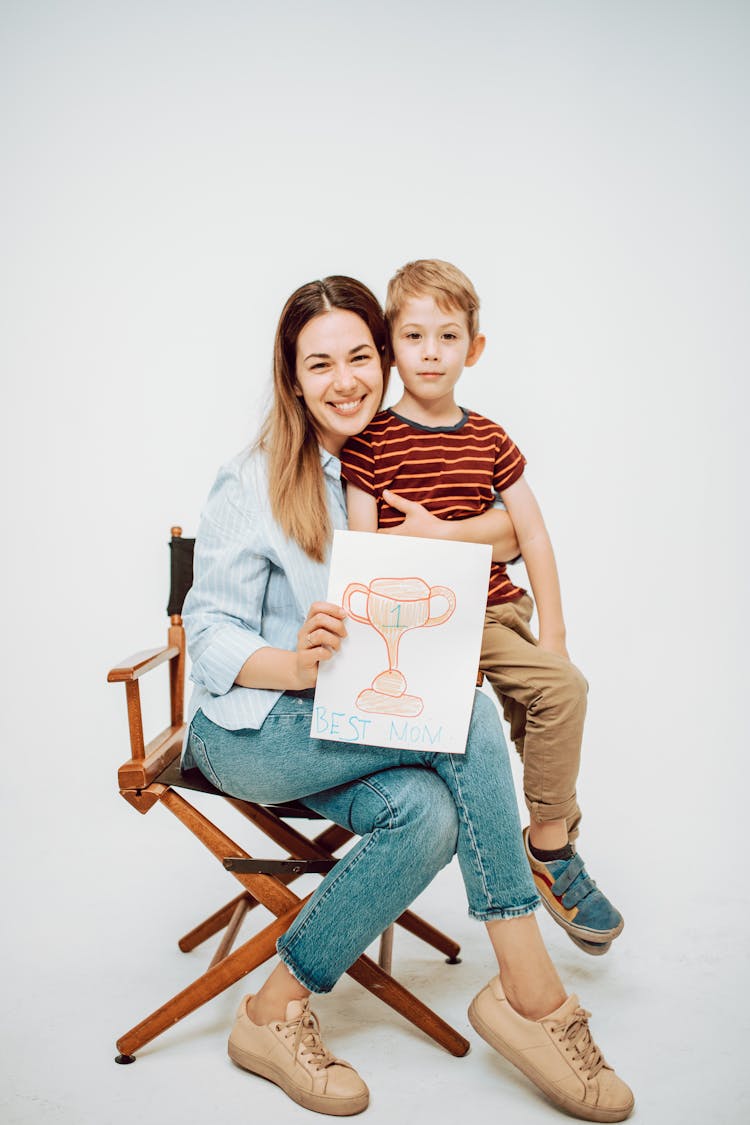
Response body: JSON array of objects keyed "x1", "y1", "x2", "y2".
[{"x1": 108, "y1": 527, "x2": 469, "y2": 1064}]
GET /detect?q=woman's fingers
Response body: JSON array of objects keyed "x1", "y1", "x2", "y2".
[
  {"x1": 298, "y1": 603, "x2": 347, "y2": 654},
  {"x1": 308, "y1": 601, "x2": 346, "y2": 619},
  {"x1": 304, "y1": 627, "x2": 344, "y2": 652}
]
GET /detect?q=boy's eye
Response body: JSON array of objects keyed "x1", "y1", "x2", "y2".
[{"x1": 442, "y1": 333, "x2": 457, "y2": 341}]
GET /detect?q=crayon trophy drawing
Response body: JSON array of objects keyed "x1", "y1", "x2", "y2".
[
  {"x1": 342, "y1": 577, "x2": 456, "y2": 717},
  {"x1": 312, "y1": 531, "x2": 491, "y2": 754}
]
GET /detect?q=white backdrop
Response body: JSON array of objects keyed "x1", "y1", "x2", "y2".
[{"x1": 2, "y1": 2, "x2": 748, "y2": 1123}]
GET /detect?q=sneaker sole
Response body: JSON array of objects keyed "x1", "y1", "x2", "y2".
[
  {"x1": 228, "y1": 1042, "x2": 369, "y2": 1117},
  {"x1": 468, "y1": 999, "x2": 634, "y2": 1123},
  {"x1": 567, "y1": 932, "x2": 613, "y2": 956}
]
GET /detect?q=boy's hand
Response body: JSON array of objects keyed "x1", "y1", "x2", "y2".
[{"x1": 378, "y1": 490, "x2": 449, "y2": 540}]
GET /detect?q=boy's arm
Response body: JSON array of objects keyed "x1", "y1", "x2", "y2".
[
  {"x1": 381, "y1": 489, "x2": 520, "y2": 563},
  {"x1": 346, "y1": 483, "x2": 379, "y2": 532},
  {"x1": 500, "y1": 476, "x2": 569, "y2": 659}
]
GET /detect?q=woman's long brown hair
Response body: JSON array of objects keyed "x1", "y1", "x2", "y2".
[{"x1": 258, "y1": 276, "x2": 390, "y2": 562}]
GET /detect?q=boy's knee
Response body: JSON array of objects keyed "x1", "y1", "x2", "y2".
[
  {"x1": 563, "y1": 663, "x2": 588, "y2": 705},
  {"x1": 537, "y1": 662, "x2": 587, "y2": 718}
]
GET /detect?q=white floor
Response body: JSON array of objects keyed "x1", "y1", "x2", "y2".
[{"x1": 3, "y1": 773, "x2": 748, "y2": 1125}]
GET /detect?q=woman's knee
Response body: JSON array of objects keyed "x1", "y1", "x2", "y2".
[{"x1": 348, "y1": 768, "x2": 458, "y2": 869}]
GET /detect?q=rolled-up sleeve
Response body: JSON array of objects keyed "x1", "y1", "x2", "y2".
[{"x1": 184, "y1": 472, "x2": 273, "y2": 697}]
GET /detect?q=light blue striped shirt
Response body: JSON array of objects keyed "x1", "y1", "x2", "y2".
[{"x1": 182, "y1": 444, "x2": 347, "y2": 738}]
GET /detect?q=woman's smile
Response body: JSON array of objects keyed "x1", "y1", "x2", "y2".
[{"x1": 327, "y1": 394, "x2": 367, "y2": 415}]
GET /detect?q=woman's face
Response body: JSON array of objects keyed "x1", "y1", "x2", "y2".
[{"x1": 295, "y1": 308, "x2": 383, "y2": 456}]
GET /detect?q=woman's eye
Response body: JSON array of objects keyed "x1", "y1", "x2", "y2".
[
  {"x1": 443, "y1": 333, "x2": 457, "y2": 341},
  {"x1": 352, "y1": 353, "x2": 369, "y2": 363},
  {"x1": 406, "y1": 332, "x2": 421, "y2": 340}
]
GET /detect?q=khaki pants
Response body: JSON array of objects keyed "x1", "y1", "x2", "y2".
[{"x1": 481, "y1": 594, "x2": 587, "y2": 840}]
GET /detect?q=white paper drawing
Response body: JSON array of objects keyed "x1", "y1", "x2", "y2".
[{"x1": 312, "y1": 530, "x2": 492, "y2": 754}]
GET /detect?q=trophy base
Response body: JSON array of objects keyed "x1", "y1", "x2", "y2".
[{"x1": 356, "y1": 689, "x2": 424, "y2": 717}]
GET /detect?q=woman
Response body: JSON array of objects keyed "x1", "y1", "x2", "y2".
[{"x1": 182, "y1": 276, "x2": 634, "y2": 1121}]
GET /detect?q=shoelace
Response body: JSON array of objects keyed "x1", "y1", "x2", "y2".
[
  {"x1": 552, "y1": 1008, "x2": 605, "y2": 1078},
  {"x1": 277, "y1": 1006, "x2": 339, "y2": 1072}
]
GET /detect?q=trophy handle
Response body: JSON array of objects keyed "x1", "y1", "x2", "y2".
[
  {"x1": 424, "y1": 585, "x2": 456, "y2": 627},
  {"x1": 342, "y1": 582, "x2": 370, "y2": 624}
]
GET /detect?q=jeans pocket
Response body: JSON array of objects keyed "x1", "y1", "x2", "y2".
[{"x1": 187, "y1": 725, "x2": 224, "y2": 791}]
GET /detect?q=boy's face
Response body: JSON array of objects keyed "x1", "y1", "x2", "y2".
[{"x1": 390, "y1": 295, "x2": 485, "y2": 405}]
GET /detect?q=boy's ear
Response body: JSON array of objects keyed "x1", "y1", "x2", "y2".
[{"x1": 464, "y1": 333, "x2": 486, "y2": 367}]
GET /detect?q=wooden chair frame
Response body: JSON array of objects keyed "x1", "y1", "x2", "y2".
[{"x1": 108, "y1": 528, "x2": 469, "y2": 1063}]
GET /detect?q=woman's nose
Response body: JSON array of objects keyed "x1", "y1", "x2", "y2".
[{"x1": 332, "y1": 364, "x2": 357, "y2": 391}]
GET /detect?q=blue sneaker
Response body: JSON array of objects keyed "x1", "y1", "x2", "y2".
[{"x1": 523, "y1": 829, "x2": 624, "y2": 952}]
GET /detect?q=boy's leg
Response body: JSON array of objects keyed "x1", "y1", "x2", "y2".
[
  {"x1": 481, "y1": 600, "x2": 623, "y2": 951},
  {"x1": 481, "y1": 597, "x2": 585, "y2": 840}
]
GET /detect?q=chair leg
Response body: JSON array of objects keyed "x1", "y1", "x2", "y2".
[
  {"x1": 178, "y1": 893, "x2": 252, "y2": 952},
  {"x1": 395, "y1": 910, "x2": 461, "y2": 963},
  {"x1": 347, "y1": 953, "x2": 469, "y2": 1057},
  {"x1": 209, "y1": 896, "x2": 250, "y2": 968},
  {"x1": 378, "y1": 924, "x2": 394, "y2": 974},
  {"x1": 116, "y1": 902, "x2": 305, "y2": 1060}
]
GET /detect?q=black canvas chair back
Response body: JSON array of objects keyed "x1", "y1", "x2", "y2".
[{"x1": 167, "y1": 533, "x2": 195, "y2": 617}]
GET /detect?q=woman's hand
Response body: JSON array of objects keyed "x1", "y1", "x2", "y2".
[{"x1": 294, "y1": 602, "x2": 348, "y2": 688}]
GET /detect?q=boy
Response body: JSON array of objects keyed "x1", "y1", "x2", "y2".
[{"x1": 341, "y1": 259, "x2": 623, "y2": 953}]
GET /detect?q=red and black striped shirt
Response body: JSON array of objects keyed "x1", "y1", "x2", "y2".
[{"x1": 340, "y1": 408, "x2": 527, "y2": 606}]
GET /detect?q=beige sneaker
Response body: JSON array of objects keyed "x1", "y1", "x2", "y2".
[
  {"x1": 469, "y1": 976, "x2": 634, "y2": 1122},
  {"x1": 228, "y1": 995, "x2": 369, "y2": 1116}
]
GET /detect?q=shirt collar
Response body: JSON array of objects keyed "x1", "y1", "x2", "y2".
[{"x1": 319, "y1": 445, "x2": 342, "y2": 481}]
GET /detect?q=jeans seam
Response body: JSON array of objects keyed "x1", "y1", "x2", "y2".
[
  {"x1": 187, "y1": 725, "x2": 223, "y2": 790},
  {"x1": 277, "y1": 776, "x2": 398, "y2": 961},
  {"x1": 445, "y1": 753, "x2": 493, "y2": 909}
]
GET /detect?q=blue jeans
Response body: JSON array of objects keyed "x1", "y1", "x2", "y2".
[{"x1": 186, "y1": 689, "x2": 539, "y2": 993}]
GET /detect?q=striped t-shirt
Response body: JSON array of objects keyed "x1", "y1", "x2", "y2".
[{"x1": 340, "y1": 408, "x2": 527, "y2": 606}]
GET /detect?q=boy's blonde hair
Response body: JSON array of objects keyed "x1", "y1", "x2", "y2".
[{"x1": 386, "y1": 258, "x2": 481, "y2": 339}]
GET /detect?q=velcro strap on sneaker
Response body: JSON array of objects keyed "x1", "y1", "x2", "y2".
[
  {"x1": 562, "y1": 874, "x2": 597, "y2": 907},
  {"x1": 550, "y1": 852, "x2": 586, "y2": 896}
]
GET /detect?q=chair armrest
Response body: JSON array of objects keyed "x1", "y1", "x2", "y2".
[
  {"x1": 107, "y1": 644, "x2": 180, "y2": 682},
  {"x1": 118, "y1": 723, "x2": 186, "y2": 790}
]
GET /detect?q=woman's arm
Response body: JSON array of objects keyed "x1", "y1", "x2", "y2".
[
  {"x1": 379, "y1": 489, "x2": 520, "y2": 562},
  {"x1": 500, "y1": 476, "x2": 569, "y2": 658},
  {"x1": 185, "y1": 462, "x2": 346, "y2": 696},
  {"x1": 235, "y1": 603, "x2": 348, "y2": 690}
]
